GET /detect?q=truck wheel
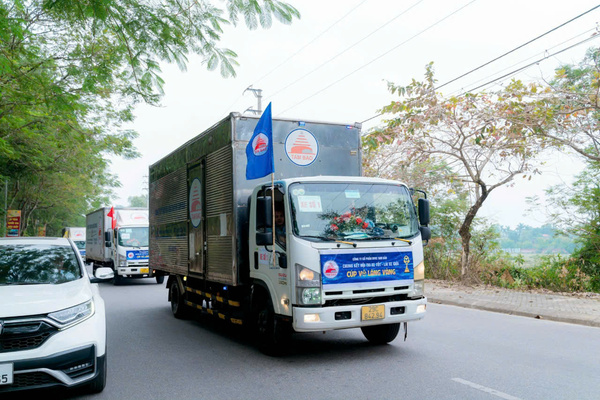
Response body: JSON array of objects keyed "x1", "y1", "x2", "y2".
[
  {"x1": 86, "y1": 352, "x2": 107, "y2": 393},
  {"x1": 169, "y1": 280, "x2": 189, "y2": 319},
  {"x1": 254, "y1": 295, "x2": 289, "y2": 355},
  {"x1": 361, "y1": 323, "x2": 401, "y2": 344},
  {"x1": 112, "y1": 273, "x2": 121, "y2": 286},
  {"x1": 156, "y1": 275, "x2": 165, "y2": 284}
]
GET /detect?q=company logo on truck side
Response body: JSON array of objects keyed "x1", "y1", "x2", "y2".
[
  {"x1": 285, "y1": 129, "x2": 318, "y2": 166},
  {"x1": 189, "y1": 178, "x2": 202, "y2": 228}
]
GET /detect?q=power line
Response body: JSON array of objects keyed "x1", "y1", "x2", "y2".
[
  {"x1": 277, "y1": 0, "x2": 479, "y2": 117},
  {"x1": 448, "y1": 26, "x2": 598, "y2": 97},
  {"x1": 217, "y1": 0, "x2": 368, "y2": 119},
  {"x1": 457, "y1": 33, "x2": 600, "y2": 95},
  {"x1": 435, "y1": 3, "x2": 600, "y2": 91},
  {"x1": 253, "y1": 0, "x2": 369, "y2": 86},
  {"x1": 269, "y1": 0, "x2": 424, "y2": 100},
  {"x1": 359, "y1": 24, "x2": 600, "y2": 125}
]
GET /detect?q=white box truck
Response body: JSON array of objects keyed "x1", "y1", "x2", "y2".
[
  {"x1": 86, "y1": 207, "x2": 163, "y2": 285},
  {"x1": 62, "y1": 227, "x2": 86, "y2": 258},
  {"x1": 149, "y1": 113, "x2": 430, "y2": 353}
]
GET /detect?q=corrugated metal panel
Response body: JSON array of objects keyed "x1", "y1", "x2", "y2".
[
  {"x1": 206, "y1": 146, "x2": 233, "y2": 216},
  {"x1": 149, "y1": 168, "x2": 188, "y2": 275},
  {"x1": 205, "y1": 146, "x2": 235, "y2": 284}
]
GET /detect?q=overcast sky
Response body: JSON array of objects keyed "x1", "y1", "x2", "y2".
[{"x1": 110, "y1": 0, "x2": 599, "y2": 228}]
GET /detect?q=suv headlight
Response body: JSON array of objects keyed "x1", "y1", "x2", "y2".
[
  {"x1": 296, "y1": 264, "x2": 321, "y2": 305},
  {"x1": 48, "y1": 300, "x2": 94, "y2": 329}
]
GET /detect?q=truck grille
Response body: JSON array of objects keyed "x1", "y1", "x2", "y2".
[{"x1": 0, "y1": 319, "x2": 58, "y2": 353}]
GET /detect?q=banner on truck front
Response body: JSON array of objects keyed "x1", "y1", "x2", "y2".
[{"x1": 320, "y1": 249, "x2": 413, "y2": 285}]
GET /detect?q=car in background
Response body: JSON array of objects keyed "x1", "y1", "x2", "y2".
[{"x1": 0, "y1": 237, "x2": 113, "y2": 394}]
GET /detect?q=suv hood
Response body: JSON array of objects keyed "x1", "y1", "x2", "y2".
[{"x1": 0, "y1": 279, "x2": 93, "y2": 318}]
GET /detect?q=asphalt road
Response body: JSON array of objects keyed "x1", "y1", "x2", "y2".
[{"x1": 41, "y1": 279, "x2": 600, "y2": 399}]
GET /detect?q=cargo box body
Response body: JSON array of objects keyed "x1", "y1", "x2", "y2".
[{"x1": 149, "y1": 113, "x2": 362, "y2": 286}]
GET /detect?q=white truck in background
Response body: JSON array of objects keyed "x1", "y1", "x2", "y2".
[
  {"x1": 62, "y1": 226, "x2": 86, "y2": 258},
  {"x1": 85, "y1": 207, "x2": 163, "y2": 285}
]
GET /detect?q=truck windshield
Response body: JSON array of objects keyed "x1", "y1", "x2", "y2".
[
  {"x1": 118, "y1": 227, "x2": 149, "y2": 247},
  {"x1": 0, "y1": 244, "x2": 81, "y2": 285},
  {"x1": 73, "y1": 240, "x2": 86, "y2": 250},
  {"x1": 289, "y1": 183, "x2": 419, "y2": 240}
]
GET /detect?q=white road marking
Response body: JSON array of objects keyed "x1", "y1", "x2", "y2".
[{"x1": 452, "y1": 378, "x2": 523, "y2": 400}]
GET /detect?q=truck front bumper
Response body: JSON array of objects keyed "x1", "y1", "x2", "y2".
[
  {"x1": 292, "y1": 297, "x2": 426, "y2": 332},
  {"x1": 116, "y1": 265, "x2": 152, "y2": 278}
]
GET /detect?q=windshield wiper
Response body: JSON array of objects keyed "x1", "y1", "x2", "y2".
[
  {"x1": 2, "y1": 281, "x2": 50, "y2": 285},
  {"x1": 299, "y1": 235, "x2": 335, "y2": 241}
]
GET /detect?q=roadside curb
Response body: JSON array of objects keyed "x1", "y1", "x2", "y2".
[
  {"x1": 427, "y1": 296, "x2": 600, "y2": 328},
  {"x1": 425, "y1": 279, "x2": 600, "y2": 328}
]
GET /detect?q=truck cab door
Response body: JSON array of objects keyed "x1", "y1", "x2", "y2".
[{"x1": 251, "y1": 187, "x2": 290, "y2": 315}]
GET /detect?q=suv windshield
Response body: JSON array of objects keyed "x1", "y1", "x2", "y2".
[
  {"x1": 0, "y1": 244, "x2": 82, "y2": 285},
  {"x1": 118, "y1": 227, "x2": 149, "y2": 247},
  {"x1": 290, "y1": 182, "x2": 419, "y2": 240}
]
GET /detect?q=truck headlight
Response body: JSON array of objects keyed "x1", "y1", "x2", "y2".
[
  {"x1": 413, "y1": 280, "x2": 425, "y2": 296},
  {"x1": 296, "y1": 264, "x2": 320, "y2": 287},
  {"x1": 48, "y1": 300, "x2": 94, "y2": 329},
  {"x1": 298, "y1": 288, "x2": 321, "y2": 305},
  {"x1": 119, "y1": 258, "x2": 128, "y2": 267},
  {"x1": 295, "y1": 264, "x2": 321, "y2": 305}
]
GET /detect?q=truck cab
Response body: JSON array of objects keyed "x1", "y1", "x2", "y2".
[{"x1": 248, "y1": 176, "x2": 429, "y2": 344}]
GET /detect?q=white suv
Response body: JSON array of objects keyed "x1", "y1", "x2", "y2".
[{"x1": 0, "y1": 237, "x2": 113, "y2": 394}]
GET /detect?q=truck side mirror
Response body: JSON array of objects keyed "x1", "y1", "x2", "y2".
[
  {"x1": 419, "y1": 226, "x2": 431, "y2": 245},
  {"x1": 418, "y1": 198, "x2": 430, "y2": 226},
  {"x1": 256, "y1": 196, "x2": 272, "y2": 230},
  {"x1": 256, "y1": 232, "x2": 273, "y2": 246},
  {"x1": 278, "y1": 253, "x2": 287, "y2": 269},
  {"x1": 104, "y1": 231, "x2": 112, "y2": 248}
]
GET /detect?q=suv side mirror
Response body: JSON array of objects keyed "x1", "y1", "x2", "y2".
[{"x1": 418, "y1": 198, "x2": 430, "y2": 226}]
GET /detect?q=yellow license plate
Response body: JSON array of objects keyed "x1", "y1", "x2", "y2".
[
  {"x1": 140, "y1": 268, "x2": 149, "y2": 274},
  {"x1": 361, "y1": 305, "x2": 385, "y2": 321}
]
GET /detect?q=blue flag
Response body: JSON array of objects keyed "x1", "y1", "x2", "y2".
[{"x1": 246, "y1": 102, "x2": 274, "y2": 180}]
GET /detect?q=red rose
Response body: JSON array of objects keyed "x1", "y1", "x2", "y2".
[
  {"x1": 356, "y1": 217, "x2": 363, "y2": 224},
  {"x1": 331, "y1": 224, "x2": 339, "y2": 231},
  {"x1": 362, "y1": 222, "x2": 368, "y2": 229}
]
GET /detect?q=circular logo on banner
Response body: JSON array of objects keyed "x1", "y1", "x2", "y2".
[
  {"x1": 252, "y1": 133, "x2": 270, "y2": 156},
  {"x1": 285, "y1": 129, "x2": 318, "y2": 166},
  {"x1": 189, "y1": 178, "x2": 202, "y2": 228},
  {"x1": 128, "y1": 253, "x2": 134, "y2": 259},
  {"x1": 323, "y1": 260, "x2": 339, "y2": 279}
]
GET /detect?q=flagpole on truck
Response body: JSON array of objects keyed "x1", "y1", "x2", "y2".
[
  {"x1": 245, "y1": 102, "x2": 275, "y2": 267},
  {"x1": 271, "y1": 171, "x2": 275, "y2": 269}
]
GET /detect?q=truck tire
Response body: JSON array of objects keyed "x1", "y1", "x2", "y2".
[
  {"x1": 112, "y1": 273, "x2": 122, "y2": 286},
  {"x1": 169, "y1": 280, "x2": 190, "y2": 319},
  {"x1": 254, "y1": 294, "x2": 290, "y2": 355},
  {"x1": 156, "y1": 275, "x2": 165, "y2": 284},
  {"x1": 361, "y1": 323, "x2": 401, "y2": 344}
]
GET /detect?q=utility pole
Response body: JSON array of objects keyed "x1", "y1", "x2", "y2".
[{"x1": 243, "y1": 86, "x2": 263, "y2": 115}]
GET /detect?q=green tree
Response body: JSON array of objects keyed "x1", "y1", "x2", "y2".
[
  {"x1": 0, "y1": 0, "x2": 299, "y2": 233},
  {"x1": 364, "y1": 63, "x2": 548, "y2": 279},
  {"x1": 541, "y1": 47, "x2": 600, "y2": 162},
  {"x1": 128, "y1": 195, "x2": 148, "y2": 208}
]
